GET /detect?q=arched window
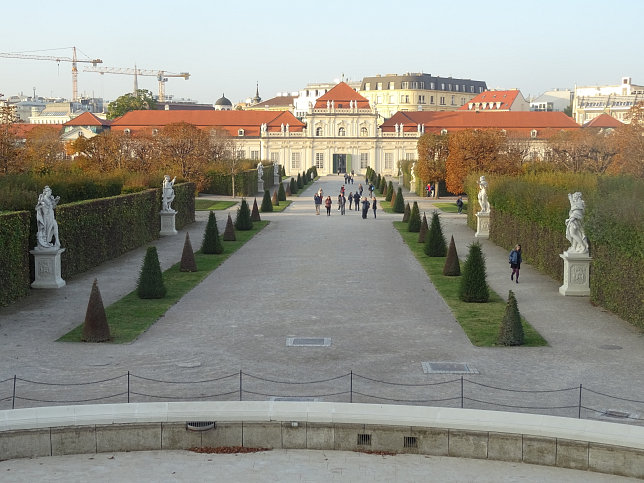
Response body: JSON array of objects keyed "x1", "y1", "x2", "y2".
[
  {"x1": 315, "y1": 127, "x2": 323, "y2": 136},
  {"x1": 338, "y1": 127, "x2": 346, "y2": 136},
  {"x1": 238, "y1": 129, "x2": 245, "y2": 137},
  {"x1": 440, "y1": 129, "x2": 448, "y2": 135},
  {"x1": 360, "y1": 127, "x2": 368, "y2": 136},
  {"x1": 124, "y1": 128, "x2": 131, "y2": 135}
]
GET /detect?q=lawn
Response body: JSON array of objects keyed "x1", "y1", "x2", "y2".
[
  {"x1": 59, "y1": 221, "x2": 269, "y2": 344},
  {"x1": 265, "y1": 200, "x2": 292, "y2": 212},
  {"x1": 194, "y1": 199, "x2": 237, "y2": 211},
  {"x1": 394, "y1": 222, "x2": 546, "y2": 347},
  {"x1": 434, "y1": 202, "x2": 468, "y2": 214}
]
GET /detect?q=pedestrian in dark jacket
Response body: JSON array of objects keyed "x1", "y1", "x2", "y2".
[
  {"x1": 456, "y1": 196, "x2": 464, "y2": 214},
  {"x1": 314, "y1": 193, "x2": 322, "y2": 215},
  {"x1": 354, "y1": 192, "x2": 360, "y2": 211},
  {"x1": 372, "y1": 197, "x2": 377, "y2": 218},
  {"x1": 348, "y1": 192, "x2": 353, "y2": 210},
  {"x1": 509, "y1": 244, "x2": 522, "y2": 283},
  {"x1": 324, "y1": 196, "x2": 332, "y2": 216},
  {"x1": 361, "y1": 197, "x2": 370, "y2": 219}
]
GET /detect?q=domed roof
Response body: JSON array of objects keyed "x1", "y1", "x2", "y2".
[{"x1": 215, "y1": 93, "x2": 232, "y2": 106}]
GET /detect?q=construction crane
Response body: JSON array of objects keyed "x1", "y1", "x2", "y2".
[
  {"x1": 83, "y1": 66, "x2": 190, "y2": 102},
  {"x1": 0, "y1": 47, "x2": 102, "y2": 102}
]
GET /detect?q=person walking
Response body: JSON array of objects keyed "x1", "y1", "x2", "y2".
[
  {"x1": 371, "y1": 197, "x2": 377, "y2": 218},
  {"x1": 337, "y1": 193, "x2": 342, "y2": 211},
  {"x1": 509, "y1": 244, "x2": 522, "y2": 283},
  {"x1": 325, "y1": 196, "x2": 332, "y2": 216},
  {"x1": 361, "y1": 197, "x2": 370, "y2": 219},
  {"x1": 314, "y1": 193, "x2": 321, "y2": 215},
  {"x1": 353, "y1": 192, "x2": 360, "y2": 211},
  {"x1": 340, "y1": 193, "x2": 346, "y2": 215},
  {"x1": 358, "y1": 184, "x2": 363, "y2": 197},
  {"x1": 348, "y1": 192, "x2": 353, "y2": 210},
  {"x1": 456, "y1": 196, "x2": 464, "y2": 214}
]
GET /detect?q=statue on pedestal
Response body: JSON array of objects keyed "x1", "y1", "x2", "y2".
[
  {"x1": 35, "y1": 186, "x2": 61, "y2": 249},
  {"x1": 410, "y1": 162, "x2": 416, "y2": 189},
  {"x1": 565, "y1": 192, "x2": 589, "y2": 254},
  {"x1": 161, "y1": 175, "x2": 176, "y2": 212},
  {"x1": 257, "y1": 162, "x2": 264, "y2": 179},
  {"x1": 477, "y1": 176, "x2": 490, "y2": 213}
]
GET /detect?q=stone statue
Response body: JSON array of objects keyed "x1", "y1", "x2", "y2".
[
  {"x1": 410, "y1": 162, "x2": 417, "y2": 188},
  {"x1": 35, "y1": 186, "x2": 60, "y2": 249},
  {"x1": 477, "y1": 176, "x2": 490, "y2": 213},
  {"x1": 565, "y1": 192, "x2": 589, "y2": 254},
  {"x1": 161, "y1": 175, "x2": 176, "y2": 212},
  {"x1": 273, "y1": 163, "x2": 279, "y2": 177},
  {"x1": 257, "y1": 162, "x2": 264, "y2": 178}
]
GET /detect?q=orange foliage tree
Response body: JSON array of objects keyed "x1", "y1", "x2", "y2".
[
  {"x1": 546, "y1": 129, "x2": 617, "y2": 174},
  {"x1": 445, "y1": 129, "x2": 520, "y2": 194},
  {"x1": 23, "y1": 125, "x2": 65, "y2": 172},
  {"x1": 416, "y1": 133, "x2": 448, "y2": 197},
  {"x1": 159, "y1": 122, "x2": 210, "y2": 181},
  {"x1": 610, "y1": 102, "x2": 644, "y2": 177}
]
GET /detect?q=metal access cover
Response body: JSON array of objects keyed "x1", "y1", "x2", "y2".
[
  {"x1": 422, "y1": 361, "x2": 479, "y2": 374},
  {"x1": 600, "y1": 409, "x2": 632, "y2": 419},
  {"x1": 269, "y1": 396, "x2": 319, "y2": 402},
  {"x1": 286, "y1": 337, "x2": 331, "y2": 347}
]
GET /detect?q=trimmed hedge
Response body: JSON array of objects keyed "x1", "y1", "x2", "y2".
[
  {"x1": 0, "y1": 211, "x2": 31, "y2": 306},
  {"x1": 203, "y1": 170, "x2": 257, "y2": 196}
]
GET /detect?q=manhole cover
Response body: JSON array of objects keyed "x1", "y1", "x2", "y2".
[
  {"x1": 269, "y1": 396, "x2": 319, "y2": 402},
  {"x1": 599, "y1": 345, "x2": 622, "y2": 350},
  {"x1": 422, "y1": 361, "x2": 479, "y2": 374},
  {"x1": 286, "y1": 337, "x2": 331, "y2": 347},
  {"x1": 600, "y1": 409, "x2": 632, "y2": 419}
]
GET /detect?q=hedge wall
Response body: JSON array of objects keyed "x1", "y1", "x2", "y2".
[
  {"x1": 467, "y1": 173, "x2": 643, "y2": 329},
  {"x1": 0, "y1": 211, "x2": 31, "y2": 306},
  {"x1": 173, "y1": 182, "x2": 196, "y2": 229},
  {"x1": 203, "y1": 170, "x2": 258, "y2": 196}
]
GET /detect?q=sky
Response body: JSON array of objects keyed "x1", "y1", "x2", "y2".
[{"x1": 1, "y1": 0, "x2": 643, "y2": 105}]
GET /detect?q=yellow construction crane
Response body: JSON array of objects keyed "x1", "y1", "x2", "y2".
[
  {"x1": 0, "y1": 47, "x2": 102, "y2": 102},
  {"x1": 83, "y1": 66, "x2": 190, "y2": 102}
]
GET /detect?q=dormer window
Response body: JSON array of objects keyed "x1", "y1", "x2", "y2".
[
  {"x1": 152, "y1": 128, "x2": 159, "y2": 136},
  {"x1": 441, "y1": 129, "x2": 448, "y2": 135},
  {"x1": 238, "y1": 129, "x2": 245, "y2": 137},
  {"x1": 123, "y1": 128, "x2": 131, "y2": 135},
  {"x1": 531, "y1": 129, "x2": 538, "y2": 138}
]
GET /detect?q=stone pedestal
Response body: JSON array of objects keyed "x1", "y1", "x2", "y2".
[
  {"x1": 559, "y1": 251, "x2": 591, "y2": 296},
  {"x1": 398, "y1": 174, "x2": 404, "y2": 188},
  {"x1": 257, "y1": 179, "x2": 264, "y2": 195},
  {"x1": 274, "y1": 174, "x2": 281, "y2": 186},
  {"x1": 30, "y1": 247, "x2": 66, "y2": 289},
  {"x1": 160, "y1": 210, "x2": 177, "y2": 236},
  {"x1": 475, "y1": 212, "x2": 490, "y2": 239}
]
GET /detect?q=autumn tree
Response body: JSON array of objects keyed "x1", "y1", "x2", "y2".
[
  {"x1": 546, "y1": 129, "x2": 617, "y2": 174},
  {"x1": 69, "y1": 131, "x2": 132, "y2": 173},
  {"x1": 159, "y1": 122, "x2": 210, "y2": 180},
  {"x1": 107, "y1": 89, "x2": 156, "y2": 119},
  {"x1": 416, "y1": 133, "x2": 448, "y2": 198},
  {"x1": 445, "y1": 129, "x2": 520, "y2": 194},
  {"x1": 610, "y1": 102, "x2": 644, "y2": 177},
  {"x1": 208, "y1": 128, "x2": 234, "y2": 161},
  {"x1": 0, "y1": 104, "x2": 20, "y2": 174},
  {"x1": 23, "y1": 125, "x2": 65, "y2": 172}
]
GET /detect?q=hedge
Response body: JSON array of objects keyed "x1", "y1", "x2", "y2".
[
  {"x1": 203, "y1": 169, "x2": 258, "y2": 196},
  {"x1": 0, "y1": 211, "x2": 30, "y2": 306}
]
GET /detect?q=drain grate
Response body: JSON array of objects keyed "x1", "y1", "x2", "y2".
[
  {"x1": 186, "y1": 421, "x2": 215, "y2": 431},
  {"x1": 600, "y1": 409, "x2": 632, "y2": 419},
  {"x1": 286, "y1": 337, "x2": 331, "y2": 347},
  {"x1": 357, "y1": 433, "x2": 372, "y2": 446},
  {"x1": 269, "y1": 396, "x2": 319, "y2": 402},
  {"x1": 404, "y1": 436, "x2": 418, "y2": 448},
  {"x1": 422, "y1": 361, "x2": 479, "y2": 374}
]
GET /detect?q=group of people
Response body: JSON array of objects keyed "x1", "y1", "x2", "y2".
[{"x1": 314, "y1": 185, "x2": 377, "y2": 219}]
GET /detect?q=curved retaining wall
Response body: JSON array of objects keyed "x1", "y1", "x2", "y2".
[{"x1": 1, "y1": 402, "x2": 642, "y2": 478}]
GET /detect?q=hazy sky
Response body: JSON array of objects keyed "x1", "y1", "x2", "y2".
[{"x1": 1, "y1": 0, "x2": 642, "y2": 105}]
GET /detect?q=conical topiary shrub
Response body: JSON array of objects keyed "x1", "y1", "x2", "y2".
[
  {"x1": 290, "y1": 177, "x2": 297, "y2": 194},
  {"x1": 459, "y1": 241, "x2": 489, "y2": 303},
  {"x1": 402, "y1": 202, "x2": 411, "y2": 222},
  {"x1": 137, "y1": 246, "x2": 166, "y2": 299},
  {"x1": 425, "y1": 211, "x2": 447, "y2": 257},
  {"x1": 418, "y1": 213, "x2": 428, "y2": 243},
  {"x1": 223, "y1": 213, "x2": 236, "y2": 241},
  {"x1": 379, "y1": 176, "x2": 386, "y2": 195},
  {"x1": 408, "y1": 202, "x2": 421, "y2": 231},
  {"x1": 302, "y1": 171, "x2": 308, "y2": 184},
  {"x1": 271, "y1": 189, "x2": 279, "y2": 206},
  {"x1": 497, "y1": 290, "x2": 524, "y2": 346},
  {"x1": 278, "y1": 182, "x2": 286, "y2": 201},
  {"x1": 81, "y1": 279, "x2": 110, "y2": 342},
  {"x1": 390, "y1": 189, "x2": 396, "y2": 209},
  {"x1": 443, "y1": 235, "x2": 461, "y2": 276},
  {"x1": 251, "y1": 198, "x2": 261, "y2": 222},
  {"x1": 386, "y1": 181, "x2": 394, "y2": 201},
  {"x1": 296, "y1": 173, "x2": 303, "y2": 189},
  {"x1": 180, "y1": 232, "x2": 197, "y2": 272},
  {"x1": 393, "y1": 187, "x2": 405, "y2": 213},
  {"x1": 281, "y1": 165, "x2": 286, "y2": 177},
  {"x1": 235, "y1": 198, "x2": 253, "y2": 230},
  {"x1": 285, "y1": 181, "x2": 292, "y2": 196},
  {"x1": 202, "y1": 211, "x2": 224, "y2": 254},
  {"x1": 260, "y1": 190, "x2": 273, "y2": 212}
]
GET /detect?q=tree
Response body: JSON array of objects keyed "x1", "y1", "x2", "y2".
[
  {"x1": 416, "y1": 133, "x2": 448, "y2": 198},
  {"x1": 443, "y1": 235, "x2": 461, "y2": 276},
  {"x1": 202, "y1": 211, "x2": 224, "y2": 254},
  {"x1": 424, "y1": 211, "x2": 447, "y2": 256},
  {"x1": 180, "y1": 232, "x2": 197, "y2": 272},
  {"x1": 459, "y1": 242, "x2": 489, "y2": 303},
  {"x1": 386, "y1": 181, "x2": 394, "y2": 201},
  {"x1": 546, "y1": 129, "x2": 618, "y2": 174},
  {"x1": 23, "y1": 125, "x2": 65, "y2": 172},
  {"x1": 159, "y1": 122, "x2": 210, "y2": 180},
  {"x1": 445, "y1": 129, "x2": 520, "y2": 194},
  {"x1": 497, "y1": 290, "x2": 524, "y2": 346},
  {"x1": 261, "y1": 189, "x2": 273, "y2": 212},
  {"x1": 235, "y1": 198, "x2": 253, "y2": 230},
  {"x1": 81, "y1": 279, "x2": 111, "y2": 342},
  {"x1": 610, "y1": 102, "x2": 644, "y2": 177},
  {"x1": 408, "y1": 201, "x2": 421, "y2": 232},
  {"x1": 70, "y1": 131, "x2": 133, "y2": 173},
  {"x1": 0, "y1": 105, "x2": 20, "y2": 174},
  {"x1": 137, "y1": 246, "x2": 166, "y2": 299},
  {"x1": 107, "y1": 89, "x2": 156, "y2": 119}
]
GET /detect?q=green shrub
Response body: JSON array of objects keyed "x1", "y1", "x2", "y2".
[
  {"x1": 386, "y1": 181, "x2": 394, "y2": 201},
  {"x1": 497, "y1": 290, "x2": 524, "y2": 345},
  {"x1": 459, "y1": 242, "x2": 489, "y2": 303},
  {"x1": 425, "y1": 211, "x2": 447, "y2": 257},
  {"x1": 137, "y1": 246, "x2": 166, "y2": 299},
  {"x1": 0, "y1": 211, "x2": 30, "y2": 306},
  {"x1": 260, "y1": 189, "x2": 273, "y2": 212},
  {"x1": 418, "y1": 213, "x2": 428, "y2": 243},
  {"x1": 281, "y1": 165, "x2": 286, "y2": 177},
  {"x1": 296, "y1": 173, "x2": 303, "y2": 189},
  {"x1": 393, "y1": 187, "x2": 405, "y2": 213},
  {"x1": 278, "y1": 182, "x2": 286, "y2": 201},
  {"x1": 402, "y1": 202, "x2": 411, "y2": 222},
  {"x1": 408, "y1": 201, "x2": 421, "y2": 232},
  {"x1": 379, "y1": 176, "x2": 386, "y2": 195},
  {"x1": 223, "y1": 213, "x2": 236, "y2": 241},
  {"x1": 443, "y1": 235, "x2": 461, "y2": 276},
  {"x1": 235, "y1": 198, "x2": 253, "y2": 230},
  {"x1": 290, "y1": 177, "x2": 297, "y2": 194},
  {"x1": 81, "y1": 279, "x2": 111, "y2": 342},
  {"x1": 202, "y1": 211, "x2": 223, "y2": 254}
]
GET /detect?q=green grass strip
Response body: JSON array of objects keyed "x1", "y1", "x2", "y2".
[
  {"x1": 394, "y1": 222, "x2": 546, "y2": 347},
  {"x1": 268, "y1": 200, "x2": 292, "y2": 212},
  {"x1": 194, "y1": 199, "x2": 237, "y2": 211},
  {"x1": 59, "y1": 221, "x2": 269, "y2": 344},
  {"x1": 434, "y1": 202, "x2": 468, "y2": 214}
]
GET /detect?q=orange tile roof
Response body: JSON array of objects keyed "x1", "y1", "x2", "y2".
[
  {"x1": 63, "y1": 111, "x2": 111, "y2": 127},
  {"x1": 583, "y1": 113, "x2": 623, "y2": 128},
  {"x1": 314, "y1": 82, "x2": 370, "y2": 109},
  {"x1": 250, "y1": 95, "x2": 296, "y2": 108},
  {"x1": 110, "y1": 109, "x2": 305, "y2": 136},
  {"x1": 457, "y1": 89, "x2": 521, "y2": 111},
  {"x1": 382, "y1": 111, "x2": 579, "y2": 138}
]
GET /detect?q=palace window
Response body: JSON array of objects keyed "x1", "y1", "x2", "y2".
[
  {"x1": 418, "y1": 95, "x2": 425, "y2": 104},
  {"x1": 360, "y1": 152, "x2": 369, "y2": 168},
  {"x1": 455, "y1": 84, "x2": 459, "y2": 92},
  {"x1": 451, "y1": 95, "x2": 456, "y2": 105},
  {"x1": 291, "y1": 152, "x2": 301, "y2": 169},
  {"x1": 430, "y1": 82, "x2": 435, "y2": 89},
  {"x1": 401, "y1": 95, "x2": 410, "y2": 103},
  {"x1": 315, "y1": 152, "x2": 324, "y2": 169},
  {"x1": 384, "y1": 153, "x2": 393, "y2": 170},
  {"x1": 338, "y1": 127, "x2": 346, "y2": 136},
  {"x1": 531, "y1": 129, "x2": 538, "y2": 138},
  {"x1": 238, "y1": 129, "x2": 245, "y2": 136},
  {"x1": 389, "y1": 95, "x2": 396, "y2": 103},
  {"x1": 440, "y1": 97, "x2": 446, "y2": 105},
  {"x1": 441, "y1": 83, "x2": 445, "y2": 90},
  {"x1": 401, "y1": 81, "x2": 409, "y2": 89},
  {"x1": 430, "y1": 95, "x2": 434, "y2": 104},
  {"x1": 377, "y1": 82, "x2": 383, "y2": 90},
  {"x1": 360, "y1": 127, "x2": 368, "y2": 136},
  {"x1": 377, "y1": 95, "x2": 383, "y2": 103},
  {"x1": 236, "y1": 149, "x2": 245, "y2": 159},
  {"x1": 405, "y1": 153, "x2": 415, "y2": 161},
  {"x1": 316, "y1": 126, "x2": 323, "y2": 136},
  {"x1": 270, "y1": 152, "x2": 279, "y2": 163},
  {"x1": 251, "y1": 150, "x2": 260, "y2": 160},
  {"x1": 388, "y1": 81, "x2": 395, "y2": 89},
  {"x1": 365, "y1": 83, "x2": 371, "y2": 90}
]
